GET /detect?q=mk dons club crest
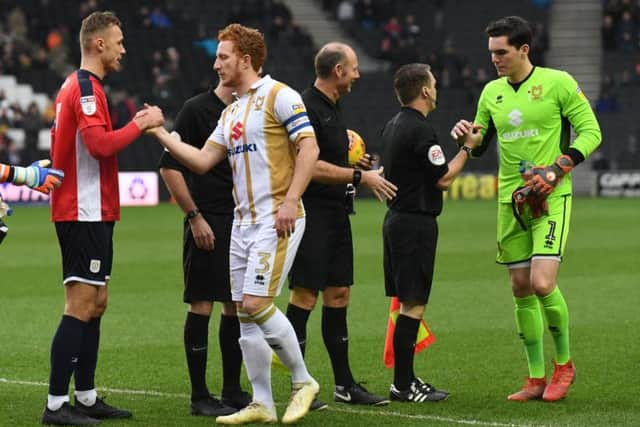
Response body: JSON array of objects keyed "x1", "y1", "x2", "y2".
[{"x1": 530, "y1": 85, "x2": 543, "y2": 101}]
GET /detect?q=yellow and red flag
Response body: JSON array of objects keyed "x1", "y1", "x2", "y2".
[{"x1": 383, "y1": 297, "x2": 436, "y2": 368}]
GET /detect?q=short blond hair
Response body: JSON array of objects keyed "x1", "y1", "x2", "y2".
[{"x1": 79, "y1": 11, "x2": 121, "y2": 51}]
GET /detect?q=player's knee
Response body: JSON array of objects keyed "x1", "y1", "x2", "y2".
[
  {"x1": 322, "y1": 286, "x2": 350, "y2": 307},
  {"x1": 241, "y1": 298, "x2": 271, "y2": 316},
  {"x1": 189, "y1": 301, "x2": 214, "y2": 316},
  {"x1": 289, "y1": 287, "x2": 318, "y2": 310},
  {"x1": 221, "y1": 302, "x2": 237, "y2": 316},
  {"x1": 94, "y1": 302, "x2": 107, "y2": 317},
  {"x1": 65, "y1": 300, "x2": 96, "y2": 322},
  {"x1": 531, "y1": 280, "x2": 555, "y2": 297},
  {"x1": 93, "y1": 294, "x2": 108, "y2": 317}
]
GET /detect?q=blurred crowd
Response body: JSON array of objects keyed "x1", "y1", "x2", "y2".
[
  {"x1": 0, "y1": 0, "x2": 312, "y2": 166},
  {"x1": 320, "y1": 0, "x2": 549, "y2": 103}
]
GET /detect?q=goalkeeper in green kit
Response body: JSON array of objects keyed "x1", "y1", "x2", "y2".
[{"x1": 450, "y1": 16, "x2": 601, "y2": 402}]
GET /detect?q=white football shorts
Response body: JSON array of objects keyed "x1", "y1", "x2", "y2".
[{"x1": 229, "y1": 218, "x2": 305, "y2": 301}]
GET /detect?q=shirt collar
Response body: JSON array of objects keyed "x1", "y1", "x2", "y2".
[{"x1": 250, "y1": 74, "x2": 272, "y2": 91}]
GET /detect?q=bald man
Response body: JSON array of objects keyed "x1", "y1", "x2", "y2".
[{"x1": 287, "y1": 42, "x2": 395, "y2": 408}]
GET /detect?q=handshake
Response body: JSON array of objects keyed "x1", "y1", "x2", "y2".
[
  {"x1": 132, "y1": 103, "x2": 165, "y2": 132},
  {"x1": 512, "y1": 155, "x2": 574, "y2": 221}
]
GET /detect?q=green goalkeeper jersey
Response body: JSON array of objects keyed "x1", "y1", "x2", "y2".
[{"x1": 472, "y1": 66, "x2": 601, "y2": 202}]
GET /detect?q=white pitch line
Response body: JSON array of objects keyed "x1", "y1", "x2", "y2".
[{"x1": 0, "y1": 377, "x2": 543, "y2": 427}]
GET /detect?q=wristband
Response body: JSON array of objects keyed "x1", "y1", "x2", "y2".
[
  {"x1": 352, "y1": 169, "x2": 362, "y2": 187},
  {"x1": 186, "y1": 208, "x2": 201, "y2": 220},
  {"x1": 460, "y1": 145, "x2": 473, "y2": 157}
]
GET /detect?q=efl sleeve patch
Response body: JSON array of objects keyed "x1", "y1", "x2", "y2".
[
  {"x1": 80, "y1": 96, "x2": 97, "y2": 116},
  {"x1": 428, "y1": 144, "x2": 446, "y2": 165}
]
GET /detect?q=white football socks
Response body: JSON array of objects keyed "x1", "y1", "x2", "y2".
[
  {"x1": 75, "y1": 389, "x2": 97, "y2": 406},
  {"x1": 255, "y1": 305, "x2": 312, "y2": 384},
  {"x1": 47, "y1": 394, "x2": 69, "y2": 411},
  {"x1": 239, "y1": 318, "x2": 274, "y2": 409}
]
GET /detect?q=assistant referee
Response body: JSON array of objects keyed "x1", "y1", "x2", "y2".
[{"x1": 381, "y1": 63, "x2": 480, "y2": 403}]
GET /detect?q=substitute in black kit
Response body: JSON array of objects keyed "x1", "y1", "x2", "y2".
[{"x1": 381, "y1": 63, "x2": 480, "y2": 403}]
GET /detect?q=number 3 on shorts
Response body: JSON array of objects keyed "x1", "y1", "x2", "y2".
[{"x1": 255, "y1": 251, "x2": 271, "y2": 274}]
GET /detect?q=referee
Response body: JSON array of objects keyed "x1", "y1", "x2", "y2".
[
  {"x1": 286, "y1": 42, "x2": 396, "y2": 408},
  {"x1": 381, "y1": 63, "x2": 480, "y2": 403},
  {"x1": 159, "y1": 79, "x2": 250, "y2": 416}
]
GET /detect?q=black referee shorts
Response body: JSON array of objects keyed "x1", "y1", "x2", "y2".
[
  {"x1": 383, "y1": 210, "x2": 438, "y2": 305},
  {"x1": 288, "y1": 202, "x2": 354, "y2": 291},
  {"x1": 55, "y1": 221, "x2": 114, "y2": 286},
  {"x1": 183, "y1": 212, "x2": 233, "y2": 303}
]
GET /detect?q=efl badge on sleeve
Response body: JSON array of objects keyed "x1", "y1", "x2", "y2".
[
  {"x1": 428, "y1": 145, "x2": 446, "y2": 166},
  {"x1": 80, "y1": 96, "x2": 97, "y2": 116}
]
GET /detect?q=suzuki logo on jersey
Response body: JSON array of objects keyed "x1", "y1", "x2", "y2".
[
  {"x1": 508, "y1": 109, "x2": 523, "y2": 127},
  {"x1": 231, "y1": 122, "x2": 243, "y2": 140},
  {"x1": 227, "y1": 143, "x2": 258, "y2": 157}
]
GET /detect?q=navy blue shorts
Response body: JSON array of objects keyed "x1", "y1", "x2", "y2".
[{"x1": 55, "y1": 221, "x2": 114, "y2": 286}]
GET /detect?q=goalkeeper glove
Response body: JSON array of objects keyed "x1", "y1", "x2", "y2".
[
  {"x1": 512, "y1": 185, "x2": 549, "y2": 230},
  {"x1": 10, "y1": 159, "x2": 64, "y2": 193},
  {"x1": 527, "y1": 155, "x2": 574, "y2": 196},
  {"x1": 29, "y1": 160, "x2": 65, "y2": 194}
]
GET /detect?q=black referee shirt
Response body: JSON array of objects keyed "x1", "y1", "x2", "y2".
[
  {"x1": 158, "y1": 90, "x2": 234, "y2": 214},
  {"x1": 381, "y1": 106, "x2": 448, "y2": 216},
  {"x1": 301, "y1": 86, "x2": 349, "y2": 204}
]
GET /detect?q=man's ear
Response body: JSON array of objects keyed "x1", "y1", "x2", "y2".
[{"x1": 95, "y1": 37, "x2": 105, "y2": 53}]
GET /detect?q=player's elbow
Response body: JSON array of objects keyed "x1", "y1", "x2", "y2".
[
  {"x1": 436, "y1": 176, "x2": 452, "y2": 191},
  {"x1": 436, "y1": 181, "x2": 450, "y2": 191},
  {"x1": 85, "y1": 144, "x2": 111, "y2": 160}
]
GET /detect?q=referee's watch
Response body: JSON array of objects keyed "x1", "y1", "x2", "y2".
[
  {"x1": 352, "y1": 169, "x2": 362, "y2": 187},
  {"x1": 460, "y1": 145, "x2": 473, "y2": 157},
  {"x1": 186, "y1": 208, "x2": 201, "y2": 220}
]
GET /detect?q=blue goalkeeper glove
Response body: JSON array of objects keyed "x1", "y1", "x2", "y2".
[{"x1": 27, "y1": 159, "x2": 65, "y2": 194}]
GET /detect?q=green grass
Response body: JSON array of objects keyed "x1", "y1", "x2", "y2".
[{"x1": 1, "y1": 198, "x2": 639, "y2": 426}]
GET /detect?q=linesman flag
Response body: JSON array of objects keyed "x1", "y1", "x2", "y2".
[{"x1": 383, "y1": 297, "x2": 436, "y2": 368}]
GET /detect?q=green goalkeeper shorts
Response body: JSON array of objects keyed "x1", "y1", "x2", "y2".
[{"x1": 496, "y1": 195, "x2": 572, "y2": 265}]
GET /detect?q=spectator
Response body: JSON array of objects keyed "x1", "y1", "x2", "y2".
[
  {"x1": 591, "y1": 150, "x2": 611, "y2": 171},
  {"x1": 601, "y1": 14, "x2": 617, "y2": 51},
  {"x1": 618, "y1": 10, "x2": 637, "y2": 53},
  {"x1": 149, "y1": 7, "x2": 174, "y2": 29},
  {"x1": 383, "y1": 16, "x2": 403, "y2": 41},
  {"x1": 0, "y1": 127, "x2": 20, "y2": 165},
  {"x1": 337, "y1": 0, "x2": 355, "y2": 22},
  {"x1": 22, "y1": 102, "x2": 45, "y2": 163},
  {"x1": 596, "y1": 88, "x2": 620, "y2": 113},
  {"x1": 109, "y1": 90, "x2": 137, "y2": 130},
  {"x1": 403, "y1": 14, "x2": 421, "y2": 44}
]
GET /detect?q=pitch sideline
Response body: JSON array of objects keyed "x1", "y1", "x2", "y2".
[{"x1": 0, "y1": 377, "x2": 541, "y2": 427}]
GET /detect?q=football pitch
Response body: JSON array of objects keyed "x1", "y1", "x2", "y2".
[{"x1": 1, "y1": 198, "x2": 638, "y2": 426}]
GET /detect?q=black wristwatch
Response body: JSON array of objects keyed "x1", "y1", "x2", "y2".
[
  {"x1": 186, "y1": 208, "x2": 201, "y2": 220},
  {"x1": 460, "y1": 145, "x2": 473, "y2": 157},
  {"x1": 352, "y1": 169, "x2": 362, "y2": 187}
]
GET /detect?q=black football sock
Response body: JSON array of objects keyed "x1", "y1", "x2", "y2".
[
  {"x1": 219, "y1": 314, "x2": 243, "y2": 395},
  {"x1": 286, "y1": 303, "x2": 311, "y2": 357},
  {"x1": 49, "y1": 315, "x2": 87, "y2": 396},
  {"x1": 184, "y1": 312, "x2": 210, "y2": 401},
  {"x1": 74, "y1": 316, "x2": 101, "y2": 392},
  {"x1": 322, "y1": 306, "x2": 355, "y2": 387},
  {"x1": 393, "y1": 314, "x2": 420, "y2": 391}
]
